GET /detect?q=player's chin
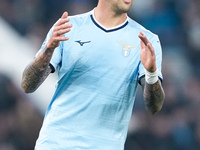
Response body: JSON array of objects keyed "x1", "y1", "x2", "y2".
[
  {"x1": 115, "y1": 4, "x2": 132, "y2": 14},
  {"x1": 121, "y1": 4, "x2": 132, "y2": 12},
  {"x1": 120, "y1": 7, "x2": 131, "y2": 13}
]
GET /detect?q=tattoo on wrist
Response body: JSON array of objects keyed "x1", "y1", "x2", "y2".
[{"x1": 140, "y1": 78, "x2": 165, "y2": 114}]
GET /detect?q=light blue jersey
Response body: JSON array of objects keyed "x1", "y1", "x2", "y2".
[{"x1": 35, "y1": 9, "x2": 163, "y2": 150}]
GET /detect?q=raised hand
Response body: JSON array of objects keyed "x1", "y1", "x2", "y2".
[
  {"x1": 47, "y1": 12, "x2": 73, "y2": 49},
  {"x1": 138, "y1": 31, "x2": 157, "y2": 73}
]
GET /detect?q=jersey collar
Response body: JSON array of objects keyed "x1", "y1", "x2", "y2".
[{"x1": 90, "y1": 9, "x2": 129, "y2": 33}]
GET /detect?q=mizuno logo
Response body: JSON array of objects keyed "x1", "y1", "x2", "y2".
[
  {"x1": 75, "y1": 40, "x2": 91, "y2": 46},
  {"x1": 118, "y1": 41, "x2": 136, "y2": 57}
]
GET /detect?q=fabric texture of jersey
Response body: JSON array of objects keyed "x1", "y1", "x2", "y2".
[{"x1": 35, "y1": 9, "x2": 163, "y2": 150}]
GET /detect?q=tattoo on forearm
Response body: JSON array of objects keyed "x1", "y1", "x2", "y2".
[
  {"x1": 21, "y1": 46, "x2": 54, "y2": 92},
  {"x1": 140, "y1": 78, "x2": 165, "y2": 114}
]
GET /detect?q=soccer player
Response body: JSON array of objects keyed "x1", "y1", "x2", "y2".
[{"x1": 21, "y1": 0, "x2": 165, "y2": 149}]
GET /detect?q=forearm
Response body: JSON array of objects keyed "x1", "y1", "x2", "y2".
[
  {"x1": 21, "y1": 46, "x2": 54, "y2": 93},
  {"x1": 141, "y1": 77, "x2": 165, "y2": 114}
]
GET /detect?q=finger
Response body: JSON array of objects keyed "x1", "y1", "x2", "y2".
[
  {"x1": 138, "y1": 31, "x2": 144, "y2": 36},
  {"x1": 138, "y1": 33, "x2": 146, "y2": 45},
  {"x1": 56, "y1": 18, "x2": 70, "y2": 26},
  {"x1": 61, "y1": 11, "x2": 68, "y2": 19},
  {"x1": 139, "y1": 35, "x2": 148, "y2": 46},
  {"x1": 138, "y1": 31, "x2": 144, "y2": 39},
  {"x1": 138, "y1": 32, "x2": 149, "y2": 46},
  {"x1": 56, "y1": 12, "x2": 70, "y2": 26},
  {"x1": 54, "y1": 23, "x2": 72, "y2": 31},
  {"x1": 58, "y1": 24, "x2": 71, "y2": 30},
  {"x1": 55, "y1": 36, "x2": 69, "y2": 41},
  {"x1": 147, "y1": 43, "x2": 155, "y2": 55},
  {"x1": 140, "y1": 40, "x2": 145, "y2": 50},
  {"x1": 55, "y1": 28, "x2": 72, "y2": 36}
]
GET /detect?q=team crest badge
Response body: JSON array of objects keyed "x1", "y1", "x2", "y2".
[{"x1": 118, "y1": 41, "x2": 136, "y2": 57}]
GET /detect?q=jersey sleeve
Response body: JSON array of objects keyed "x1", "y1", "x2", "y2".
[
  {"x1": 35, "y1": 21, "x2": 62, "y2": 73},
  {"x1": 138, "y1": 34, "x2": 163, "y2": 82}
]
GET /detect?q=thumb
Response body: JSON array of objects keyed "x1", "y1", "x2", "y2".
[{"x1": 61, "y1": 12, "x2": 68, "y2": 19}]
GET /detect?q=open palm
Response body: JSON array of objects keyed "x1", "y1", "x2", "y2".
[{"x1": 138, "y1": 32, "x2": 157, "y2": 73}]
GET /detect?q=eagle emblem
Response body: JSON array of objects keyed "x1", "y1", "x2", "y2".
[{"x1": 118, "y1": 41, "x2": 136, "y2": 57}]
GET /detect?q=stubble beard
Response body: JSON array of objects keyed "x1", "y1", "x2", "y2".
[{"x1": 112, "y1": 2, "x2": 133, "y2": 15}]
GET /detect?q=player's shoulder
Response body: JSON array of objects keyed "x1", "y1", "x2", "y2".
[
  {"x1": 68, "y1": 10, "x2": 92, "y2": 24},
  {"x1": 127, "y1": 16, "x2": 158, "y2": 39}
]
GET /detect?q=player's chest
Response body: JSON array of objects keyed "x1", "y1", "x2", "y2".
[{"x1": 62, "y1": 29, "x2": 141, "y2": 71}]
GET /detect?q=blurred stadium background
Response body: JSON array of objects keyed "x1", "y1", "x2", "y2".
[{"x1": 0, "y1": 0, "x2": 200, "y2": 149}]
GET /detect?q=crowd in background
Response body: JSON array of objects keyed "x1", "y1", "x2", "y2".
[
  {"x1": 0, "y1": 0, "x2": 200, "y2": 149},
  {"x1": 0, "y1": 73, "x2": 43, "y2": 150}
]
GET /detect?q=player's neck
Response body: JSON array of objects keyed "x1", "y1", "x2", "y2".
[{"x1": 94, "y1": 6, "x2": 127, "y2": 29}]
